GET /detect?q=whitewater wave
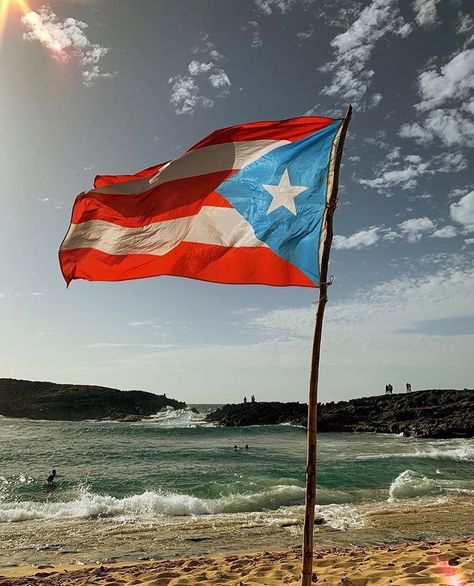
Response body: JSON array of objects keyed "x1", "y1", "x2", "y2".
[
  {"x1": 317, "y1": 504, "x2": 364, "y2": 531},
  {"x1": 412, "y1": 443, "x2": 474, "y2": 462},
  {"x1": 142, "y1": 407, "x2": 211, "y2": 429},
  {"x1": 354, "y1": 440, "x2": 474, "y2": 463},
  {"x1": 0, "y1": 484, "x2": 306, "y2": 523},
  {"x1": 0, "y1": 485, "x2": 368, "y2": 533},
  {"x1": 389, "y1": 470, "x2": 443, "y2": 500}
]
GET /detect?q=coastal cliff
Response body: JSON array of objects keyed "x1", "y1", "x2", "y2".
[
  {"x1": 0, "y1": 378, "x2": 186, "y2": 421},
  {"x1": 206, "y1": 389, "x2": 474, "y2": 438}
]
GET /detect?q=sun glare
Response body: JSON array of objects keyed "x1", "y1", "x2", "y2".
[
  {"x1": 1, "y1": 0, "x2": 66, "y2": 59},
  {"x1": 0, "y1": 0, "x2": 13, "y2": 42}
]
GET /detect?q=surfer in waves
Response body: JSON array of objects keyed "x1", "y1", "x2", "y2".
[{"x1": 47, "y1": 469, "x2": 57, "y2": 485}]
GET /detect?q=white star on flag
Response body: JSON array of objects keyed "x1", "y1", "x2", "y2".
[{"x1": 263, "y1": 169, "x2": 307, "y2": 215}]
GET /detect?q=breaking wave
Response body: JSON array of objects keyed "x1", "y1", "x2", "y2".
[
  {"x1": 389, "y1": 470, "x2": 443, "y2": 500},
  {"x1": 0, "y1": 484, "x2": 306, "y2": 523},
  {"x1": 141, "y1": 407, "x2": 210, "y2": 428}
]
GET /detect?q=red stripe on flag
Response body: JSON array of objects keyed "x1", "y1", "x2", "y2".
[
  {"x1": 71, "y1": 173, "x2": 234, "y2": 227},
  {"x1": 92, "y1": 117, "x2": 335, "y2": 188},
  {"x1": 94, "y1": 162, "x2": 166, "y2": 189},
  {"x1": 189, "y1": 116, "x2": 336, "y2": 150},
  {"x1": 59, "y1": 244, "x2": 315, "y2": 288}
]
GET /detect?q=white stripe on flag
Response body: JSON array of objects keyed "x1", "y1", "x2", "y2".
[
  {"x1": 61, "y1": 207, "x2": 266, "y2": 256},
  {"x1": 92, "y1": 139, "x2": 290, "y2": 196}
]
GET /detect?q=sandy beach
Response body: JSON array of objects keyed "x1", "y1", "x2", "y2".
[{"x1": 0, "y1": 537, "x2": 473, "y2": 585}]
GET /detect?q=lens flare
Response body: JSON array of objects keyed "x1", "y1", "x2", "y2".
[
  {"x1": 1, "y1": 0, "x2": 65, "y2": 59},
  {"x1": 0, "y1": 0, "x2": 13, "y2": 42},
  {"x1": 436, "y1": 557, "x2": 466, "y2": 586}
]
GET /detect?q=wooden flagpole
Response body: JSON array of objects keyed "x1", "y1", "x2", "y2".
[{"x1": 301, "y1": 105, "x2": 352, "y2": 586}]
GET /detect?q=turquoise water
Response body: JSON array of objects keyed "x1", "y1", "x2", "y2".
[{"x1": 1, "y1": 407, "x2": 473, "y2": 523}]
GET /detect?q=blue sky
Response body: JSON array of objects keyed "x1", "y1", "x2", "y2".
[{"x1": 0, "y1": 0, "x2": 473, "y2": 403}]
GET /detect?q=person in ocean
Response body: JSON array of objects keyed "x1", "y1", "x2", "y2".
[{"x1": 47, "y1": 469, "x2": 57, "y2": 484}]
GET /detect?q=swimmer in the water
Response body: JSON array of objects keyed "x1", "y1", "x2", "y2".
[{"x1": 47, "y1": 469, "x2": 57, "y2": 484}]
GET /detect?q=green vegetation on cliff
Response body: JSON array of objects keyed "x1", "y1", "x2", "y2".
[
  {"x1": 0, "y1": 378, "x2": 186, "y2": 421},
  {"x1": 206, "y1": 389, "x2": 474, "y2": 438}
]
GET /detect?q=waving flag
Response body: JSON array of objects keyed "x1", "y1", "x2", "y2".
[{"x1": 59, "y1": 116, "x2": 345, "y2": 288}]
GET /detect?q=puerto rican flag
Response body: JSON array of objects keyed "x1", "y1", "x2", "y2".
[{"x1": 59, "y1": 116, "x2": 344, "y2": 288}]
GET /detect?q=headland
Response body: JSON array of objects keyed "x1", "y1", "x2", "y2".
[
  {"x1": 206, "y1": 388, "x2": 474, "y2": 438},
  {"x1": 0, "y1": 378, "x2": 185, "y2": 421}
]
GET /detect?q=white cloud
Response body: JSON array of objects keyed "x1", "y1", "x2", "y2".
[
  {"x1": 231, "y1": 307, "x2": 261, "y2": 316},
  {"x1": 412, "y1": 0, "x2": 440, "y2": 28},
  {"x1": 254, "y1": 0, "x2": 314, "y2": 14},
  {"x1": 450, "y1": 191, "x2": 474, "y2": 233},
  {"x1": 188, "y1": 60, "x2": 215, "y2": 75},
  {"x1": 320, "y1": 0, "x2": 412, "y2": 108},
  {"x1": 449, "y1": 187, "x2": 471, "y2": 199},
  {"x1": 333, "y1": 227, "x2": 380, "y2": 250},
  {"x1": 386, "y1": 147, "x2": 401, "y2": 160},
  {"x1": 457, "y1": 13, "x2": 474, "y2": 44},
  {"x1": 435, "y1": 152, "x2": 468, "y2": 174},
  {"x1": 465, "y1": 238, "x2": 474, "y2": 245},
  {"x1": 399, "y1": 49, "x2": 474, "y2": 147},
  {"x1": 431, "y1": 225, "x2": 457, "y2": 239},
  {"x1": 168, "y1": 75, "x2": 214, "y2": 115},
  {"x1": 358, "y1": 159, "x2": 431, "y2": 193},
  {"x1": 383, "y1": 230, "x2": 402, "y2": 242},
  {"x1": 38, "y1": 195, "x2": 63, "y2": 210},
  {"x1": 297, "y1": 27, "x2": 314, "y2": 40},
  {"x1": 415, "y1": 49, "x2": 474, "y2": 112},
  {"x1": 242, "y1": 258, "x2": 474, "y2": 398},
  {"x1": 209, "y1": 69, "x2": 231, "y2": 91},
  {"x1": 243, "y1": 21, "x2": 263, "y2": 48},
  {"x1": 398, "y1": 217, "x2": 436, "y2": 242},
  {"x1": 358, "y1": 151, "x2": 467, "y2": 195},
  {"x1": 21, "y1": 5, "x2": 115, "y2": 87},
  {"x1": 169, "y1": 34, "x2": 230, "y2": 115},
  {"x1": 399, "y1": 109, "x2": 474, "y2": 147},
  {"x1": 128, "y1": 321, "x2": 156, "y2": 327}
]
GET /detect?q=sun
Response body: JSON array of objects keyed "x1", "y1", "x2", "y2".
[
  {"x1": 0, "y1": 0, "x2": 65, "y2": 58},
  {"x1": 0, "y1": 0, "x2": 35, "y2": 45}
]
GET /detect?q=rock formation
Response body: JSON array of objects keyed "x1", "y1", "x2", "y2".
[
  {"x1": 0, "y1": 378, "x2": 185, "y2": 421},
  {"x1": 206, "y1": 389, "x2": 473, "y2": 438}
]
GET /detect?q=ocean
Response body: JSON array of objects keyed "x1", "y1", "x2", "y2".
[{"x1": 1, "y1": 406, "x2": 473, "y2": 567}]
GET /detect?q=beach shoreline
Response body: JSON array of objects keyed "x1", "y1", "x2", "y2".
[
  {"x1": 1, "y1": 536, "x2": 473, "y2": 585},
  {"x1": 1, "y1": 498, "x2": 473, "y2": 584}
]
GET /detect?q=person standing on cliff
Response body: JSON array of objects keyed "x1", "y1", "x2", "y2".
[
  {"x1": 243, "y1": 396, "x2": 247, "y2": 404},
  {"x1": 406, "y1": 383, "x2": 412, "y2": 393}
]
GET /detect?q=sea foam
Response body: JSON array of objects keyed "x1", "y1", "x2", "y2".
[
  {"x1": 0, "y1": 484, "x2": 306, "y2": 523},
  {"x1": 389, "y1": 470, "x2": 443, "y2": 500}
]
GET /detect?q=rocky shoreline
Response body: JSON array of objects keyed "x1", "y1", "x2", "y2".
[
  {"x1": 0, "y1": 378, "x2": 185, "y2": 421},
  {"x1": 206, "y1": 389, "x2": 474, "y2": 438}
]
